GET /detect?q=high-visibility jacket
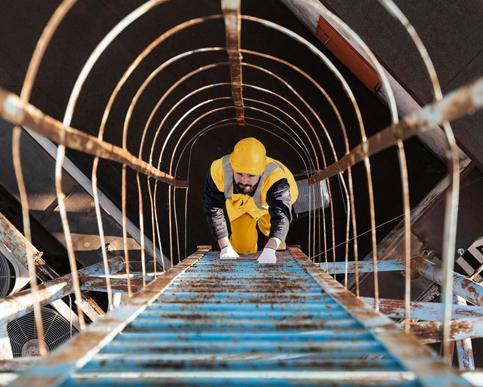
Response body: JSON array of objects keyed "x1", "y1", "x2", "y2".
[{"x1": 210, "y1": 155, "x2": 299, "y2": 223}]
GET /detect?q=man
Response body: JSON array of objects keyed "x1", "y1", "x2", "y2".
[{"x1": 203, "y1": 137, "x2": 298, "y2": 264}]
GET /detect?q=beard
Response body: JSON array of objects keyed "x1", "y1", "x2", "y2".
[{"x1": 237, "y1": 183, "x2": 255, "y2": 194}]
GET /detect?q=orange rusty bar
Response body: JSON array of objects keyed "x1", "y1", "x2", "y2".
[{"x1": 315, "y1": 16, "x2": 381, "y2": 92}]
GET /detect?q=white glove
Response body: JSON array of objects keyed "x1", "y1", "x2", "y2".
[
  {"x1": 257, "y1": 247, "x2": 277, "y2": 264},
  {"x1": 220, "y1": 245, "x2": 239, "y2": 260}
]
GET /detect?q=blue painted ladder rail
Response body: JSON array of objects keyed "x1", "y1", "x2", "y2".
[{"x1": 10, "y1": 247, "x2": 469, "y2": 386}]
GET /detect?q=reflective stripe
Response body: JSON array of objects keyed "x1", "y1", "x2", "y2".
[
  {"x1": 253, "y1": 162, "x2": 279, "y2": 209},
  {"x1": 222, "y1": 155, "x2": 233, "y2": 199},
  {"x1": 222, "y1": 154, "x2": 281, "y2": 210}
]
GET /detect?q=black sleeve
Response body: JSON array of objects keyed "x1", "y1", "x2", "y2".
[
  {"x1": 266, "y1": 178, "x2": 292, "y2": 241},
  {"x1": 202, "y1": 172, "x2": 229, "y2": 241}
]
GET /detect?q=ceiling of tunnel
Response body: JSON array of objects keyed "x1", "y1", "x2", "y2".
[{"x1": 0, "y1": 0, "x2": 449, "y2": 259}]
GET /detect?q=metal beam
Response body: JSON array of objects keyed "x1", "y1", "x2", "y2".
[
  {"x1": 0, "y1": 211, "x2": 101, "y2": 327},
  {"x1": 23, "y1": 129, "x2": 167, "y2": 271},
  {"x1": 410, "y1": 318, "x2": 483, "y2": 343},
  {"x1": 0, "y1": 257, "x2": 124, "y2": 323},
  {"x1": 0, "y1": 88, "x2": 187, "y2": 188},
  {"x1": 0, "y1": 212, "x2": 50, "y2": 280},
  {"x1": 281, "y1": 0, "x2": 470, "y2": 165},
  {"x1": 360, "y1": 297, "x2": 483, "y2": 321},
  {"x1": 455, "y1": 296, "x2": 475, "y2": 370},
  {"x1": 412, "y1": 256, "x2": 483, "y2": 306},
  {"x1": 323, "y1": 259, "x2": 403, "y2": 274},
  {"x1": 80, "y1": 276, "x2": 146, "y2": 294}
]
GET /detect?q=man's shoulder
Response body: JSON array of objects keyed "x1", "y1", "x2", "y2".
[{"x1": 210, "y1": 156, "x2": 224, "y2": 169}]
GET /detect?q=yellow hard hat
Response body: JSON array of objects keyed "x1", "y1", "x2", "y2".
[{"x1": 229, "y1": 137, "x2": 266, "y2": 175}]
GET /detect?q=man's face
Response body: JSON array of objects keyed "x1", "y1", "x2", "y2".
[{"x1": 234, "y1": 172, "x2": 261, "y2": 194}]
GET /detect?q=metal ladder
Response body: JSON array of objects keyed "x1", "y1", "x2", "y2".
[{"x1": 10, "y1": 247, "x2": 469, "y2": 386}]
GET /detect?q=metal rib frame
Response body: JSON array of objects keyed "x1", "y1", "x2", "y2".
[
  {"x1": 242, "y1": 13, "x2": 379, "y2": 302},
  {"x1": 173, "y1": 118, "x2": 311, "y2": 260},
  {"x1": 2, "y1": 0, "x2": 480, "y2": 370},
  {"x1": 115, "y1": 23, "x2": 356, "y2": 280},
  {"x1": 10, "y1": 0, "x2": 79, "y2": 352},
  {"x1": 156, "y1": 100, "x2": 322, "y2": 264},
  {"x1": 377, "y1": 0, "x2": 462, "y2": 359},
  {"x1": 121, "y1": 17, "x2": 362, "y2": 269}
]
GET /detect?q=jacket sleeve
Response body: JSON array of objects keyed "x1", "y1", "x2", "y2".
[
  {"x1": 266, "y1": 178, "x2": 292, "y2": 241},
  {"x1": 202, "y1": 172, "x2": 229, "y2": 241}
]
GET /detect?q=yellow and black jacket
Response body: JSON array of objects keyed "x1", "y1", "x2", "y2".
[{"x1": 203, "y1": 155, "x2": 298, "y2": 242}]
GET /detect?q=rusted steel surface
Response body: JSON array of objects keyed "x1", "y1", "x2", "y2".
[
  {"x1": 412, "y1": 256, "x2": 483, "y2": 306},
  {"x1": 308, "y1": 76, "x2": 483, "y2": 184},
  {"x1": 221, "y1": 0, "x2": 245, "y2": 125},
  {"x1": 0, "y1": 358, "x2": 35, "y2": 372},
  {"x1": 0, "y1": 257, "x2": 124, "y2": 323},
  {"x1": 456, "y1": 334, "x2": 475, "y2": 370},
  {"x1": 322, "y1": 259, "x2": 403, "y2": 274},
  {"x1": 8, "y1": 247, "x2": 209, "y2": 387},
  {"x1": 360, "y1": 297, "x2": 483, "y2": 321},
  {"x1": 12, "y1": 248, "x2": 461, "y2": 386},
  {"x1": 288, "y1": 247, "x2": 468, "y2": 387},
  {"x1": 0, "y1": 88, "x2": 187, "y2": 188},
  {"x1": 8, "y1": 248, "x2": 471, "y2": 385},
  {"x1": 71, "y1": 371, "x2": 415, "y2": 385},
  {"x1": 410, "y1": 318, "x2": 483, "y2": 343},
  {"x1": 314, "y1": 15, "x2": 381, "y2": 92},
  {"x1": 62, "y1": 250, "x2": 415, "y2": 385},
  {"x1": 81, "y1": 276, "x2": 146, "y2": 294},
  {"x1": 0, "y1": 358, "x2": 31, "y2": 384}
]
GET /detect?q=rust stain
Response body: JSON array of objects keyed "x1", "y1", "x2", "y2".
[
  {"x1": 411, "y1": 320, "x2": 475, "y2": 342},
  {"x1": 449, "y1": 320, "x2": 473, "y2": 336}
]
